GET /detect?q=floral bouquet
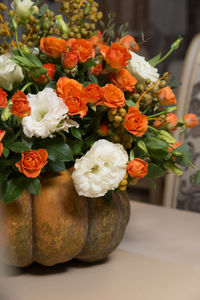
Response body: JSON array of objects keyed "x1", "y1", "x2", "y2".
[{"x1": 0, "y1": 0, "x2": 199, "y2": 205}]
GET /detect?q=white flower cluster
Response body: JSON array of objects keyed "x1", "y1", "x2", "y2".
[
  {"x1": 72, "y1": 140, "x2": 128, "y2": 198},
  {"x1": 12, "y1": 0, "x2": 38, "y2": 21},
  {"x1": 127, "y1": 51, "x2": 159, "y2": 84},
  {"x1": 0, "y1": 54, "x2": 24, "y2": 91},
  {"x1": 22, "y1": 88, "x2": 78, "y2": 138}
]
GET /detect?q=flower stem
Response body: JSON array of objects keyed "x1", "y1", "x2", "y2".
[{"x1": 21, "y1": 82, "x2": 39, "y2": 93}]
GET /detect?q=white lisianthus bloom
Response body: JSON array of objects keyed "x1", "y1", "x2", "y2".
[
  {"x1": 0, "y1": 54, "x2": 24, "y2": 91},
  {"x1": 22, "y1": 88, "x2": 79, "y2": 138},
  {"x1": 127, "y1": 51, "x2": 159, "y2": 83},
  {"x1": 72, "y1": 140, "x2": 128, "y2": 198},
  {"x1": 12, "y1": 0, "x2": 38, "y2": 20}
]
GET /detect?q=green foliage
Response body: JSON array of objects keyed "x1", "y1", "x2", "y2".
[
  {"x1": 3, "y1": 177, "x2": 24, "y2": 204},
  {"x1": 146, "y1": 163, "x2": 166, "y2": 179},
  {"x1": 45, "y1": 137, "x2": 73, "y2": 162},
  {"x1": 144, "y1": 137, "x2": 168, "y2": 150},
  {"x1": 148, "y1": 53, "x2": 162, "y2": 67}
]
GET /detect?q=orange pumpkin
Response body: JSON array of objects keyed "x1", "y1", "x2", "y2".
[{"x1": 0, "y1": 170, "x2": 130, "y2": 267}]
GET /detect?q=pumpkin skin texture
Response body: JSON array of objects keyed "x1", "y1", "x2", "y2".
[
  {"x1": 0, "y1": 170, "x2": 130, "y2": 267},
  {"x1": 0, "y1": 191, "x2": 33, "y2": 267},
  {"x1": 32, "y1": 170, "x2": 88, "y2": 266},
  {"x1": 77, "y1": 191, "x2": 130, "y2": 262}
]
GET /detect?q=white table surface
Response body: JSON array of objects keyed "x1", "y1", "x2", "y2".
[{"x1": 1, "y1": 201, "x2": 200, "y2": 300}]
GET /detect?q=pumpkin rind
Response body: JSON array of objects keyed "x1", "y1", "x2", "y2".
[
  {"x1": 33, "y1": 170, "x2": 88, "y2": 266},
  {"x1": 77, "y1": 191, "x2": 130, "y2": 262},
  {"x1": 0, "y1": 170, "x2": 130, "y2": 267},
  {"x1": 0, "y1": 190, "x2": 33, "y2": 267}
]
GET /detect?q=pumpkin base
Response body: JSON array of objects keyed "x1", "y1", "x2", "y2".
[{"x1": 0, "y1": 170, "x2": 130, "y2": 267}]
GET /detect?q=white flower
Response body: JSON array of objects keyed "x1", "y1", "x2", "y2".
[
  {"x1": 22, "y1": 88, "x2": 79, "y2": 138},
  {"x1": 72, "y1": 140, "x2": 128, "y2": 198},
  {"x1": 127, "y1": 51, "x2": 159, "y2": 84},
  {"x1": 0, "y1": 54, "x2": 24, "y2": 91},
  {"x1": 12, "y1": 0, "x2": 38, "y2": 20}
]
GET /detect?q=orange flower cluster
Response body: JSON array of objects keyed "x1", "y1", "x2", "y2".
[
  {"x1": 16, "y1": 149, "x2": 48, "y2": 178},
  {"x1": 127, "y1": 158, "x2": 148, "y2": 179},
  {"x1": 33, "y1": 63, "x2": 56, "y2": 85},
  {"x1": 124, "y1": 106, "x2": 148, "y2": 137},
  {"x1": 0, "y1": 130, "x2": 5, "y2": 157},
  {"x1": 0, "y1": 88, "x2": 7, "y2": 108},
  {"x1": 10, "y1": 91, "x2": 31, "y2": 118}
]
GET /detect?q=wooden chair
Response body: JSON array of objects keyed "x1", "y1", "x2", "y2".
[{"x1": 163, "y1": 34, "x2": 200, "y2": 210}]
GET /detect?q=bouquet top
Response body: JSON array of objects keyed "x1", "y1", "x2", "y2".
[{"x1": 0, "y1": 0, "x2": 199, "y2": 204}]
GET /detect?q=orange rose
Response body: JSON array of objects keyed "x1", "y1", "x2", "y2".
[
  {"x1": 127, "y1": 158, "x2": 148, "y2": 179},
  {"x1": 153, "y1": 117, "x2": 165, "y2": 129},
  {"x1": 63, "y1": 50, "x2": 79, "y2": 69},
  {"x1": 33, "y1": 63, "x2": 56, "y2": 85},
  {"x1": 0, "y1": 88, "x2": 7, "y2": 108},
  {"x1": 89, "y1": 30, "x2": 104, "y2": 49},
  {"x1": 70, "y1": 39, "x2": 95, "y2": 63},
  {"x1": 166, "y1": 113, "x2": 178, "y2": 131},
  {"x1": 100, "y1": 43, "x2": 131, "y2": 69},
  {"x1": 98, "y1": 84, "x2": 125, "y2": 108},
  {"x1": 158, "y1": 86, "x2": 176, "y2": 105},
  {"x1": 183, "y1": 113, "x2": 199, "y2": 128},
  {"x1": 118, "y1": 35, "x2": 139, "y2": 51},
  {"x1": 111, "y1": 68, "x2": 137, "y2": 91},
  {"x1": 40, "y1": 37, "x2": 68, "y2": 59},
  {"x1": 10, "y1": 91, "x2": 31, "y2": 118},
  {"x1": 16, "y1": 149, "x2": 48, "y2": 178},
  {"x1": 98, "y1": 121, "x2": 109, "y2": 136},
  {"x1": 85, "y1": 83, "x2": 102, "y2": 104},
  {"x1": 56, "y1": 77, "x2": 88, "y2": 117},
  {"x1": 0, "y1": 130, "x2": 5, "y2": 157},
  {"x1": 91, "y1": 63, "x2": 103, "y2": 76},
  {"x1": 124, "y1": 106, "x2": 148, "y2": 137}
]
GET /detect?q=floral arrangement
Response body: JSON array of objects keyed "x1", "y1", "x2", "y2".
[{"x1": 0, "y1": 0, "x2": 199, "y2": 204}]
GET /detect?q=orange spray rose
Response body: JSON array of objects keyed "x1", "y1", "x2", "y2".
[
  {"x1": 70, "y1": 39, "x2": 95, "y2": 63},
  {"x1": 85, "y1": 83, "x2": 102, "y2": 104},
  {"x1": 98, "y1": 84, "x2": 125, "y2": 108},
  {"x1": 15, "y1": 149, "x2": 48, "y2": 178},
  {"x1": 111, "y1": 68, "x2": 137, "y2": 91},
  {"x1": 63, "y1": 51, "x2": 79, "y2": 69},
  {"x1": 124, "y1": 106, "x2": 148, "y2": 137},
  {"x1": 0, "y1": 130, "x2": 5, "y2": 157},
  {"x1": 158, "y1": 86, "x2": 176, "y2": 105},
  {"x1": 118, "y1": 35, "x2": 139, "y2": 51},
  {"x1": 10, "y1": 91, "x2": 31, "y2": 118},
  {"x1": 127, "y1": 158, "x2": 148, "y2": 179},
  {"x1": 40, "y1": 37, "x2": 68, "y2": 59},
  {"x1": 0, "y1": 88, "x2": 7, "y2": 108},
  {"x1": 183, "y1": 114, "x2": 199, "y2": 128},
  {"x1": 33, "y1": 63, "x2": 56, "y2": 84},
  {"x1": 100, "y1": 43, "x2": 131, "y2": 69}
]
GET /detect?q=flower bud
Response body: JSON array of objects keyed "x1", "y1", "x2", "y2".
[
  {"x1": 56, "y1": 15, "x2": 69, "y2": 36},
  {"x1": 182, "y1": 113, "x2": 199, "y2": 128},
  {"x1": 157, "y1": 130, "x2": 176, "y2": 144},
  {"x1": 171, "y1": 36, "x2": 183, "y2": 51},
  {"x1": 63, "y1": 51, "x2": 79, "y2": 69},
  {"x1": 163, "y1": 162, "x2": 183, "y2": 176}
]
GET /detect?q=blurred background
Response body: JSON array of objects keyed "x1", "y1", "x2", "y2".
[{"x1": 3, "y1": 0, "x2": 200, "y2": 211}]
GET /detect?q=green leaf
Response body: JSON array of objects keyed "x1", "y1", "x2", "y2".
[
  {"x1": 3, "y1": 147, "x2": 9, "y2": 158},
  {"x1": 46, "y1": 138, "x2": 73, "y2": 162},
  {"x1": 137, "y1": 140, "x2": 149, "y2": 155},
  {"x1": 144, "y1": 137, "x2": 168, "y2": 150},
  {"x1": 71, "y1": 141, "x2": 82, "y2": 155},
  {"x1": 46, "y1": 161, "x2": 66, "y2": 172},
  {"x1": 129, "y1": 149, "x2": 134, "y2": 161},
  {"x1": 175, "y1": 144, "x2": 193, "y2": 161},
  {"x1": 80, "y1": 59, "x2": 96, "y2": 73},
  {"x1": 195, "y1": 171, "x2": 200, "y2": 184},
  {"x1": 148, "y1": 52, "x2": 162, "y2": 67},
  {"x1": 126, "y1": 99, "x2": 136, "y2": 107},
  {"x1": 3, "y1": 177, "x2": 25, "y2": 204},
  {"x1": 22, "y1": 52, "x2": 43, "y2": 67},
  {"x1": 71, "y1": 127, "x2": 82, "y2": 140},
  {"x1": 146, "y1": 163, "x2": 166, "y2": 179},
  {"x1": 39, "y1": 3, "x2": 48, "y2": 15},
  {"x1": 163, "y1": 161, "x2": 183, "y2": 175},
  {"x1": 29, "y1": 66, "x2": 47, "y2": 78},
  {"x1": 26, "y1": 178, "x2": 41, "y2": 195},
  {"x1": 88, "y1": 73, "x2": 98, "y2": 84},
  {"x1": 7, "y1": 140, "x2": 32, "y2": 153},
  {"x1": 150, "y1": 149, "x2": 171, "y2": 160},
  {"x1": 157, "y1": 130, "x2": 176, "y2": 144}
]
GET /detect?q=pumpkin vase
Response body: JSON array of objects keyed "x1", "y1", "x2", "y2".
[{"x1": 0, "y1": 170, "x2": 130, "y2": 267}]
